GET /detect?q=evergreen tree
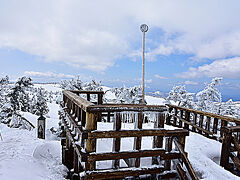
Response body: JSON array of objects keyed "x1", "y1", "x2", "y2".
[{"x1": 32, "y1": 88, "x2": 49, "y2": 116}]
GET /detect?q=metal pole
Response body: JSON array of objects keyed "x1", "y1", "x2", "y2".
[
  {"x1": 140, "y1": 24, "x2": 148, "y2": 104},
  {"x1": 142, "y1": 31, "x2": 145, "y2": 104}
]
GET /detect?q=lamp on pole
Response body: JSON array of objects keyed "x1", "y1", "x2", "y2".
[{"x1": 140, "y1": 24, "x2": 148, "y2": 104}]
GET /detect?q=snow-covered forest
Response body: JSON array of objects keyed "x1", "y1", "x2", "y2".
[{"x1": 1, "y1": 75, "x2": 240, "y2": 180}]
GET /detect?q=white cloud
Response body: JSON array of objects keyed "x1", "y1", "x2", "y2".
[
  {"x1": 24, "y1": 71, "x2": 74, "y2": 79},
  {"x1": 176, "y1": 57, "x2": 240, "y2": 79},
  {"x1": 184, "y1": 80, "x2": 198, "y2": 85},
  {"x1": 1, "y1": 0, "x2": 240, "y2": 71},
  {"x1": 154, "y1": 74, "x2": 168, "y2": 79}
]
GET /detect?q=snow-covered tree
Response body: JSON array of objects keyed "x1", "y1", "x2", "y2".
[
  {"x1": 8, "y1": 76, "x2": 33, "y2": 112},
  {"x1": 196, "y1": 77, "x2": 222, "y2": 113},
  {"x1": 32, "y1": 88, "x2": 49, "y2": 116},
  {"x1": 60, "y1": 76, "x2": 83, "y2": 90},
  {"x1": 166, "y1": 85, "x2": 195, "y2": 108},
  {"x1": 110, "y1": 85, "x2": 142, "y2": 104},
  {"x1": 0, "y1": 76, "x2": 9, "y2": 108},
  {"x1": 219, "y1": 99, "x2": 240, "y2": 118}
]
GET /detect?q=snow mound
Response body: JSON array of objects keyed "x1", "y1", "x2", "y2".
[{"x1": 33, "y1": 142, "x2": 61, "y2": 160}]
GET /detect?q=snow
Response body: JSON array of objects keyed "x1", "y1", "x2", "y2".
[
  {"x1": 0, "y1": 94, "x2": 67, "y2": 180},
  {"x1": 1, "y1": 83, "x2": 240, "y2": 179}
]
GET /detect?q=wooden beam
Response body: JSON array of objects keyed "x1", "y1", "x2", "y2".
[{"x1": 88, "y1": 129, "x2": 189, "y2": 139}]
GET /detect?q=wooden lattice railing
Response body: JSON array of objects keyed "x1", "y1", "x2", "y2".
[
  {"x1": 59, "y1": 90, "x2": 198, "y2": 180},
  {"x1": 166, "y1": 104, "x2": 240, "y2": 141},
  {"x1": 220, "y1": 126, "x2": 240, "y2": 176}
]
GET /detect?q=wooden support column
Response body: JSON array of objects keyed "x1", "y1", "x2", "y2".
[
  {"x1": 112, "y1": 113, "x2": 121, "y2": 169},
  {"x1": 85, "y1": 112, "x2": 97, "y2": 171},
  {"x1": 179, "y1": 110, "x2": 183, "y2": 128},
  {"x1": 152, "y1": 112, "x2": 165, "y2": 165},
  {"x1": 220, "y1": 128, "x2": 232, "y2": 170}
]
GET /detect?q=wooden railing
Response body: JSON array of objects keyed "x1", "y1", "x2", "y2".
[
  {"x1": 166, "y1": 104, "x2": 240, "y2": 141},
  {"x1": 220, "y1": 126, "x2": 240, "y2": 175},
  {"x1": 59, "y1": 91, "x2": 198, "y2": 180}
]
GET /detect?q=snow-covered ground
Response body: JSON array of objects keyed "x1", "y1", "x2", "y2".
[
  {"x1": 0, "y1": 84, "x2": 67, "y2": 180},
  {"x1": 1, "y1": 83, "x2": 240, "y2": 180}
]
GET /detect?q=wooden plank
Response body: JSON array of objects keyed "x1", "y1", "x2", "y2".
[
  {"x1": 112, "y1": 113, "x2": 121, "y2": 169},
  {"x1": 176, "y1": 163, "x2": 188, "y2": 180},
  {"x1": 85, "y1": 149, "x2": 181, "y2": 162},
  {"x1": 83, "y1": 166, "x2": 165, "y2": 180},
  {"x1": 70, "y1": 90, "x2": 104, "y2": 95},
  {"x1": 88, "y1": 129, "x2": 189, "y2": 139},
  {"x1": 174, "y1": 138, "x2": 198, "y2": 180},
  {"x1": 63, "y1": 90, "x2": 94, "y2": 112},
  {"x1": 166, "y1": 107, "x2": 173, "y2": 125},
  {"x1": 87, "y1": 104, "x2": 167, "y2": 113}
]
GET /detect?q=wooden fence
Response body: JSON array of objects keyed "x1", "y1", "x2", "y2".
[
  {"x1": 166, "y1": 104, "x2": 240, "y2": 141},
  {"x1": 60, "y1": 90, "x2": 198, "y2": 180}
]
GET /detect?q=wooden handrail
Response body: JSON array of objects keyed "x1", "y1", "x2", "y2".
[
  {"x1": 63, "y1": 90, "x2": 94, "y2": 111},
  {"x1": 167, "y1": 104, "x2": 240, "y2": 123}
]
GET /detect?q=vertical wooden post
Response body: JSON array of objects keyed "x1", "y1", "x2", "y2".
[
  {"x1": 166, "y1": 107, "x2": 173, "y2": 125},
  {"x1": 220, "y1": 128, "x2": 232, "y2": 170},
  {"x1": 179, "y1": 110, "x2": 183, "y2": 128},
  {"x1": 199, "y1": 114, "x2": 204, "y2": 134},
  {"x1": 98, "y1": 94, "x2": 103, "y2": 105},
  {"x1": 87, "y1": 93, "x2": 90, "y2": 101},
  {"x1": 134, "y1": 112, "x2": 143, "y2": 167},
  {"x1": 205, "y1": 116, "x2": 211, "y2": 136},
  {"x1": 112, "y1": 113, "x2": 121, "y2": 169},
  {"x1": 184, "y1": 111, "x2": 190, "y2": 130},
  {"x1": 152, "y1": 112, "x2": 165, "y2": 165},
  {"x1": 85, "y1": 112, "x2": 97, "y2": 171},
  {"x1": 213, "y1": 118, "x2": 218, "y2": 134},
  {"x1": 173, "y1": 108, "x2": 177, "y2": 126},
  {"x1": 165, "y1": 137, "x2": 173, "y2": 170},
  {"x1": 192, "y1": 113, "x2": 197, "y2": 132}
]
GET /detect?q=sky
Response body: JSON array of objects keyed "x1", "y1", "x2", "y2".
[{"x1": 1, "y1": 0, "x2": 240, "y2": 100}]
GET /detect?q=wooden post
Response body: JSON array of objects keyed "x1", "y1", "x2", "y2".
[
  {"x1": 152, "y1": 112, "x2": 165, "y2": 165},
  {"x1": 134, "y1": 112, "x2": 143, "y2": 167},
  {"x1": 173, "y1": 108, "x2": 177, "y2": 126},
  {"x1": 192, "y1": 113, "x2": 197, "y2": 132},
  {"x1": 184, "y1": 111, "x2": 190, "y2": 130},
  {"x1": 220, "y1": 128, "x2": 232, "y2": 170},
  {"x1": 112, "y1": 113, "x2": 121, "y2": 169},
  {"x1": 165, "y1": 137, "x2": 173, "y2": 170},
  {"x1": 85, "y1": 112, "x2": 97, "y2": 171},
  {"x1": 166, "y1": 107, "x2": 173, "y2": 125},
  {"x1": 87, "y1": 93, "x2": 90, "y2": 101},
  {"x1": 179, "y1": 110, "x2": 183, "y2": 128},
  {"x1": 98, "y1": 94, "x2": 103, "y2": 105}
]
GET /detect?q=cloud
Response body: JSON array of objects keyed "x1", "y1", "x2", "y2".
[
  {"x1": 24, "y1": 71, "x2": 74, "y2": 79},
  {"x1": 154, "y1": 74, "x2": 168, "y2": 79},
  {"x1": 176, "y1": 57, "x2": 240, "y2": 79},
  {"x1": 1, "y1": 0, "x2": 240, "y2": 72},
  {"x1": 184, "y1": 80, "x2": 198, "y2": 85}
]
